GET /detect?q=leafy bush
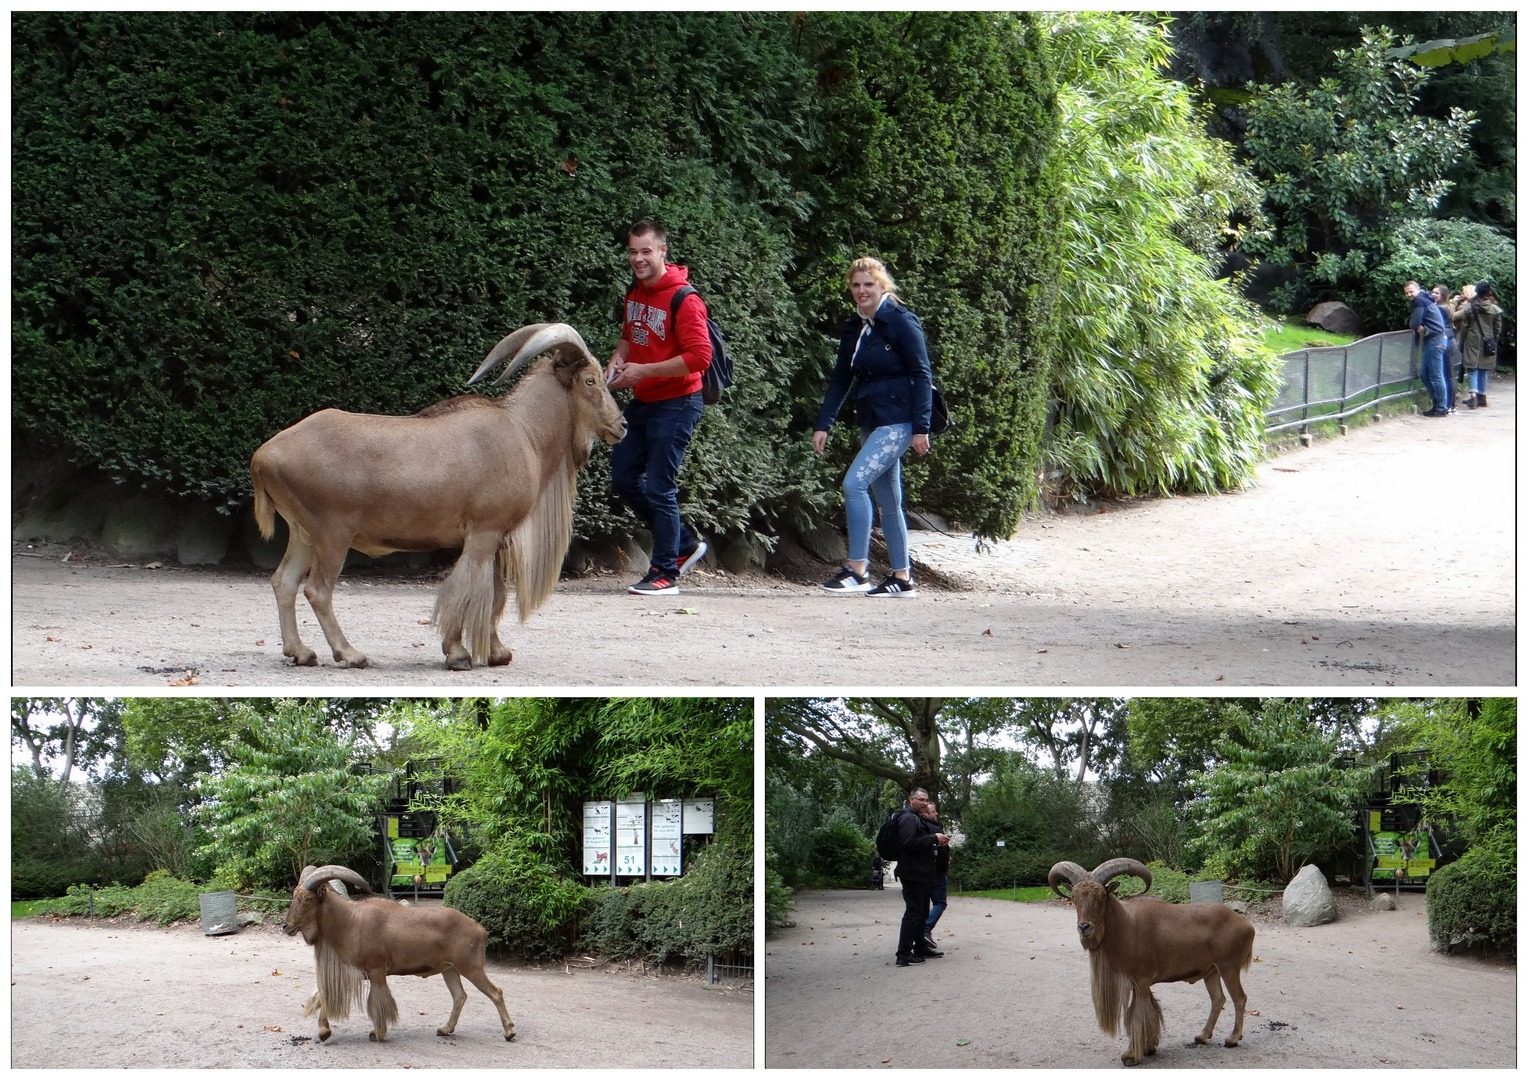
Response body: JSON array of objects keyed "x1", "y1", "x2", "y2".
[
  {"x1": 1369, "y1": 218, "x2": 1516, "y2": 331},
  {"x1": 1427, "y1": 845, "x2": 1515, "y2": 957},
  {"x1": 765, "y1": 847, "x2": 794, "y2": 928},
  {"x1": 581, "y1": 829, "x2": 753, "y2": 964},
  {"x1": 35, "y1": 871, "x2": 271, "y2": 926},
  {"x1": 442, "y1": 841, "x2": 589, "y2": 960},
  {"x1": 805, "y1": 821, "x2": 873, "y2": 887},
  {"x1": 955, "y1": 752, "x2": 1108, "y2": 889}
]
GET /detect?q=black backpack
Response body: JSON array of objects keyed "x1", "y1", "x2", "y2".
[
  {"x1": 875, "y1": 807, "x2": 910, "y2": 861},
  {"x1": 667, "y1": 285, "x2": 735, "y2": 404},
  {"x1": 622, "y1": 282, "x2": 735, "y2": 405}
]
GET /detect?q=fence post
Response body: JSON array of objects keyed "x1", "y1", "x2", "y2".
[
  {"x1": 89, "y1": 888, "x2": 94, "y2": 922},
  {"x1": 1299, "y1": 351, "x2": 1312, "y2": 445},
  {"x1": 1339, "y1": 346, "x2": 1351, "y2": 434}
]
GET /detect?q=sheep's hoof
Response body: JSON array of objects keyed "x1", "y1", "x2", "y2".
[
  {"x1": 1225, "y1": 1038, "x2": 1240, "y2": 1048},
  {"x1": 1121, "y1": 1056, "x2": 1141, "y2": 1067},
  {"x1": 1194, "y1": 1036, "x2": 1210, "y2": 1045},
  {"x1": 290, "y1": 649, "x2": 318, "y2": 667},
  {"x1": 341, "y1": 655, "x2": 369, "y2": 669},
  {"x1": 318, "y1": 1031, "x2": 331, "y2": 1044},
  {"x1": 368, "y1": 1032, "x2": 380, "y2": 1042},
  {"x1": 488, "y1": 646, "x2": 513, "y2": 666},
  {"x1": 1145, "y1": 1047, "x2": 1157, "y2": 1056},
  {"x1": 446, "y1": 653, "x2": 473, "y2": 671},
  {"x1": 437, "y1": 1027, "x2": 456, "y2": 1037},
  {"x1": 505, "y1": 1032, "x2": 516, "y2": 1042}
]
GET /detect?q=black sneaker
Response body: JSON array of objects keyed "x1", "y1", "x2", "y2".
[
  {"x1": 819, "y1": 566, "x2": 872, "y2": 592},
  {"x1": 867, "y1": 574, "x2": 918, "y2": 598},
  {"x1": 894, "y1": 954, "x2": 926, "y2": 967},
  {"x1": 678, "y1": 540, "x2": 709, "y2": 576},
  {"x1": 628, "y1": 567, "x2": 680, "y2": 596}
]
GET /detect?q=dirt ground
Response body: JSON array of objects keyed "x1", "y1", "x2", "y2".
[
  {"x1": 764, "y1": 886, "x2": 1515, "y2": 1069},
  {"x1": 10, "y1": 380, "x2": 1514, "y2": 687},
  {"x1": 10, "y1": 915, "x2": 752, "y2": 1068}
]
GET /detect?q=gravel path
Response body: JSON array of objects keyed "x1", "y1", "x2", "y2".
[
  {"x1": 11, "y1": 380, "x2": 1514, "y2": 687},
  {"x1": 764, "y1": 887, "x2": 1515, "y2": 1069},
  {"x1": 11, "y1": 917, "x2": 752, "y2": 1069}
]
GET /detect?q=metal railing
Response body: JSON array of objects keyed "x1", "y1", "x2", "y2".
[
  {"x1": 1266, "y1": 330, "x2": 1421, "y2": 434},
  {"x1": 707, "y1": 952, "x2": 754, "y2": 986}
]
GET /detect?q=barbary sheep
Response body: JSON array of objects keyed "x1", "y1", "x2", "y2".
[
  {"x1": 249, "y1": 323, "x2": 625, "y2": 670},
  {"x1": 281, "y1": 864, "x2": 514, "y2": 1043},
  {"x1": 1049, "y1": 858, "x2": 1254, "y2": 1066}
]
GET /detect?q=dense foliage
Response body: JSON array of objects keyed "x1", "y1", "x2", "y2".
[
  {"x1": 1426, "y1": 848, "x2": 1515, "y2": 957},
  {"x1": 196, "y1": 701, "x2": 393, "y2": 888},
  {"x1": 793, "y1": 12, "x2": 1062, "y2": 535},
  {"x1": 1372, "y1": 218, "x2": 1516, "y2": 322},
  {"x1": 954, "y1": 753, "x2": 1106, "y2": 890},
  {"x1": 1044, "y1": 12, "x2": 1279, "y2": 500},
  {"x1": 1243, "y1": 28, "x2": 1475, "y2": 324}
]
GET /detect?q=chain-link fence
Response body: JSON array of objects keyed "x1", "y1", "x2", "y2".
[{"x1": 1267, "y1": 330, "x2": 1421, "y2": 434}]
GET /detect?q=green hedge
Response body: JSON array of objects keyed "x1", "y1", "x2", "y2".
[
  {"x1": 14, "y1": 11, "x2": 1062, "y2": 543},
  {"x1": 805, "y1": 821, "x2": 874, "y2": 888},
  {"x1": 1427, "y1": 849, "x2": 1516, "y2": 957},
  {"x1": 441, "y1": 842, "x2": 589, "y2": 960}
]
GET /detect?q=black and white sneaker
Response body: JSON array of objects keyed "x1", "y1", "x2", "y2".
[
  {"x1": 628, "y1": 567, "x2": 680, "y2": 596},
  {"x1": 867, "y1": 574, "x2": 918, "y2": 598},
  {"x1": 678, "y1": 540, "x2": 708, "y2": 576},
  {"x1": 819, "y1": 566, "x2": 872, "y2": 592}
]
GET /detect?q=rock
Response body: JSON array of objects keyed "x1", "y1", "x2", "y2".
[
  {"x1": 102, "y1": 493, "x2": 178, "y2": 560},
  {"x1": 236, "y1": 911, "x2": 263, "y2": 927},
  {"x1": 12, "y1": 478, "x2": 116, "y2": 544},
  {"x1": 720, "y1": 532, "x2": 767, "y2": 574},
  {"x1": 618, "y1": 531, "x2": 652, "y2": 573},
  {"x1": 798, "y1": 525, "x2": 848, "y2": 564},
  {"x1": 1305, "y1": 301, "x2": 1364, "y2": 337},
  {"x1": 1371, "y1": 892, "x2": 1396, "y2": 911},
  {"x1": 240, "y1": 512, "x2": 288, "y2": 570},
  {"x1": 905, "y1": 508, "x2": 949, "y2": 532},
  {"x1": 1281, "y1": 864, "x2": 1337, "y2": 926},
  {"x1": 176, "y1": 504, "x2": 234, "y2": 565},
  {"x1": 1226, "y1": 900, "x2": 1249, "y2": 915}
]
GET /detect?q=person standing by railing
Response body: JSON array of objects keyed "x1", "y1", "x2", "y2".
[
  {"x1": 1432, "y1": 284, "x2": 1461, "y2": 412},
  {"x1": 1404, "y1": 280, "x2": 1449, "y2": 417},
  {"x1": 1453, "y1": 281, "x2": 1503, "y2": 409}
]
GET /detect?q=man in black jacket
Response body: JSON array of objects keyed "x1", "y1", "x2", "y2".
[{"x1": 894, "y1": 788, "x2": 950, "y2": 966}]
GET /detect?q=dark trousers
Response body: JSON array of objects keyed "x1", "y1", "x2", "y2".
[
  {"x1": 610, "y1": 392, "x2": 703, "y2": 573},
  {"x1": 925, "y1": 873, "x2": 948, "y2": 934},
  {"x1": 897, "y1": 877, "x2": 933, "y2": 956}
]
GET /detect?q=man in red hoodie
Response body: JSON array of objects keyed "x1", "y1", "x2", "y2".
[{"x1": 607, "y1": 220, "x2": 712, "y2": 595}]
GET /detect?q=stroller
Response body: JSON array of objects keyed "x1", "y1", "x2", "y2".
[{"x1": 871, "y1": 856, "x2": 886, "y2": 890}]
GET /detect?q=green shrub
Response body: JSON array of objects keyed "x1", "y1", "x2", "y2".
[
  {"x1": 1427, "y1": 847, "x2": 1516, "y2": 957},
  {"x1": 1369, "y1": 218, "x2": 1516, "y2": 331},
  {"x1": 805, "y1": 821, "x2": 872, "y2": 887},
  {"x1": 38, "y1": 871, "x2": 231, "y2": 926},
  {"x1": 442, "y1": 843, "x2": 589, "y2": 960},
  {"x1": 581, "y1": 830, "x2": 753, "y2": 964},
  {"x1": 765, "y1": 847, "x2": 794, "y2": 928}
]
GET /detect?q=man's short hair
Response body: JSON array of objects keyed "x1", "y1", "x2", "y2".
[
  {"x1": 1404, "y1": 279, "x2": 1421, "y2": 290},
  {"x1": 628, "y1": 219, "x2": 667, "y2": 244},
  {"x1": 909, "y1": 787, "x2": 929, "y2": 800}
]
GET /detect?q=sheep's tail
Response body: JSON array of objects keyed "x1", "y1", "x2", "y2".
[
  {"x1": 252, "y1": 469, "x2": 276, "y2": 540},
  {"x1": 311, "y1": 940, "x2": 365, "y2": 1020}
]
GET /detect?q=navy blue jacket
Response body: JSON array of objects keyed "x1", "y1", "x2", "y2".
[
  {"x1": 814, "y1": 298, "x2": 935, "y2": 435},
  {"x1": 894, "y1": 804, "x2": 939, "y2": 882},
  {"x1": 1410, "y1": 291, "x2": 1446, "y2": 342}
]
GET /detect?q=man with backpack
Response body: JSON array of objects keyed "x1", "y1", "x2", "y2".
[
  {"x1": 877, "y1": 787, "x2": 950, "y2": 966},
  {"x1": 607, "y1": 220, "x2": 712, "y2": 595}
]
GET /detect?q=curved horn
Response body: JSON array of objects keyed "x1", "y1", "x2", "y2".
[
  {"x1": 466, "y1": 323, "x2": 552, "y2": 386},
  {"x1": 1090, "y1": 858, "x2": 1152, "y2": 895},
  {"x1": 1048, "y1": 860, "x2": 1089, "y2": 899},
  {"x1": 493, "y1": 322, "x2": 597, "y2": 385},
  {"x1": 298, "y1": 864, "x2": 373, "y2": 895}
]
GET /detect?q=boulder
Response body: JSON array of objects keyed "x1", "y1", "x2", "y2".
[
  {"x1": 905, "y1": 508, "x2": 950, "y2": 532},
  {"x1": 12, "y1": 478, "x2": 116, "y2": 544},
  {"x1": 618, "y1": 531, "x2": 652, "y2": 573},
  {"x1": 1371, "y1": 892, "x2": 1397, "y2": 911},
  {"x1": 176, "y1": 504, "x2": 235, "y2": 565},
  {"x1": 720, "y1": 532, "x2": 767, "y2": 575},
  {"x1": 239, "y1": 512, "x2": 288, "y2": 570},
  {"x1": 1305, "y1": 301, "x2": 1364, "y2": 337},
  {"x1": 1281, "y1": 864, "x2": 1337, "y2": 926},
  {"x1": 102, "y1": 493, "x2": 178, "y2": 560},
  {"x1": 798, "y1": 524, "x2": 848, "y2": 565}
]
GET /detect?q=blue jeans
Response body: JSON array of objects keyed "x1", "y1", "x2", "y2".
[
  {"x1": 1472, "y1": 368, "x2": 1490, "y2": 394},
  {"x1": 1420, "y1": 338, "x2": 1448, "y2": 410},
  {"x1": 925, "y1": 873, "x2": 948, "y2": 935},
  {"x1": 610, "y1": 392, "x2": 703, "y2": 574},
  {"x1": 845, "y1": 423, "x2": 912, "y2": 571}
]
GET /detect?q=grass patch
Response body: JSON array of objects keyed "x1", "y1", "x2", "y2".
[
  {"x1": 1263, "y1": 315, "x2": 1360, "y2": 354},
  {"x1": 956, "y1": 886, "x2": 1054, "y2": 903},
  {"x1": 12, "y1": 899, "x2": 57, "y2": 918}
]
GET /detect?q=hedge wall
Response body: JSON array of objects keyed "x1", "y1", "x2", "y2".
[{"x1": 13, "y1": 12, "x2": 1061, "y2": 541}]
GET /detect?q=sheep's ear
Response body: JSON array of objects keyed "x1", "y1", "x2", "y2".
[
  {"x1": 552, "y1": 351, "x2": 590, "y2": 388},
  {"x1": 1106, "y1": 881, "x2": 1120, "y2": 895}
]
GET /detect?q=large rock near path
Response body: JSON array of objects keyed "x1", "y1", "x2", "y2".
[
  {"x1": 1305, "y1": 301, "x2": 1364, "y2": 337},
  {"x1": 1282, "y1": 863, "x2": 1338, "y2": 926}
]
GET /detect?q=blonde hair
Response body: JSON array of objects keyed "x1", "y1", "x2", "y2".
[{"x1": 846, "y1": 257, "x2": 899, "y2": 303}]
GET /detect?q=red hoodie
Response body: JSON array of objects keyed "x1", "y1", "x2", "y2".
[{"x1": 622, "y1": 264, "x2": 712, "y2": 403}]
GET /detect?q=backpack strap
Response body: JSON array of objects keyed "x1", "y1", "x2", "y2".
[{"x1": 669, "y1": 284, "x2": 700, "y2": 323}]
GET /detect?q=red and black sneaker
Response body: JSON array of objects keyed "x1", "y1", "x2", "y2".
[{"x1": 628, "y1": 567, "x2": 680, "y2": 596}]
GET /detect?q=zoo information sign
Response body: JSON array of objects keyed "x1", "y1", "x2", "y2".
[{"x1": 582, "y1": 795, "x2": 714, "y2": 880}]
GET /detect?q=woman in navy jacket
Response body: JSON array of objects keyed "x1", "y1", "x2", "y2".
[{"x1": 812, "y1": 257, "x2": 934, "y2": 597}]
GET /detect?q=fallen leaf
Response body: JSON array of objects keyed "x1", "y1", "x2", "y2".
[
  {"x1": 272, "y1": 970, "x2": 282, "y2": 976},
  {"x1": 1114, "y1": 642, "x2": 1129, "y2": 649},
  {"x1": 413, "y1": 642, "x2": 426, "y2": 647},
  {"x1": 882, "y1": 1059, "x2": 891, "y2": 1064},
  {"x1": 255, "y1": 639, "x2": 266, "y2": 646},
  {"x1": 145, "y1": 561, "x2": 163, "y2": 569},
  {"x1": 558, "y1": 158, "x2": 578, "y2": 175},
  {"x1": 982, "y1": 629, "x2": 993, "y2": 636},
  {"x1": 1247, "y1": 1009, "x2": 1260, "y2": 1016},
  {"x1": 81, "y1": 644, "x2": 93, "y2": 650},
  {"x1": 956, "y1": 1039, "x2": 970, "y2": 1046},
  {"x1": 1036, "y1": 648, "x2": 1047, "y2": 653},
  {"x1": 264, "y1": 1025, "x2": 282, "y2": 1032},
  {"x1": 168, "y1": 672, "x2": 198, "y2": 686},
  {"x1": 1273, "y1": 467, "x2": 1299, "y2": 473},
  {"x1": 417, "y1": 618, "x2": 430, "y2": 625},
  {"x1": 677, "y1": 607, "x2": 699, "y2": 615},
  {"x1": 46, "y1": 636, "x2": 60, "y2": 642},
  {"x1": 1216, "y1": 675, "x2": 1226, "y2": 681}
]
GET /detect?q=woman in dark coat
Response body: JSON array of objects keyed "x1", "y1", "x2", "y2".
[
  {"x1": 811, "y1": 257, "x2": 934, "y2": 597},
  {"x1": 1452, "y1": 280, "x2": 1504, "y2": 409}
]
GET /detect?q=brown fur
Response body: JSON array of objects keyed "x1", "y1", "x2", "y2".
[
  {"x1": 249, "y1": 325, "x2": 624, "y2": 670},
  {"x1": 1054, "y1": 860, "x2": 1255, "y2": 1066},
  {"x1": 282, "y1": 866, "x2": 515, "y2": 1044}
]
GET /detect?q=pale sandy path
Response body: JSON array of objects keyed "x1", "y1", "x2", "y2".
[
  {"x1": 11, "y1": 380, "x2": 1513, "y2": 688},
  {"x1": 764, "y1": 887, "x2": 1515, "y2": 1069},
  {"x1": 11, "y1": 917, "x2": 751, "y2": 1068}
]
